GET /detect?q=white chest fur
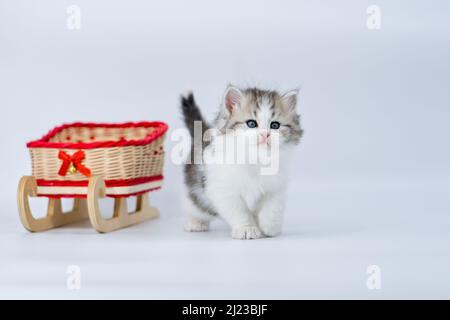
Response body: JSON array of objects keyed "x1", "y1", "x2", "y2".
[{"x1": 205, "y1": 162, "x2": 286, "y2": 211}]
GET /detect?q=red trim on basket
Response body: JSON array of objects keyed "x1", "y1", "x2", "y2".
[
  {"x1": 107, "y1": 187, "x2": 161, "y2": 198},
  {"x1": 27, "y1": 121, "x2": 168, "y2": 149},
  {"x1": 37, "y1": 186, "x2": 162, "y2": 199},
  {"x1": 36, "y1": 175, "x2": 163, "y2": 187}
]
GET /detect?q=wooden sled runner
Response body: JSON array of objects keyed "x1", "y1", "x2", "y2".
[
  {"x1": 18, "y1": 176, "x2": 160, "y2": 233},
  {"x1": 17, "y1": 122, "x2": 167, "y2": 233}
]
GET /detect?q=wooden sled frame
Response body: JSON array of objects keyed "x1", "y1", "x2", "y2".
[{"x1": 17, "y1": 176, "x2": 159, "y2": 233}]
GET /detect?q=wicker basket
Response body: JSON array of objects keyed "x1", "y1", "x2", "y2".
[{"x1": 26, "y1": 122, "x2": 168, "y2": 198}]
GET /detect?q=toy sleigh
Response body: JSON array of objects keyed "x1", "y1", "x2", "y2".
[{"x1": 17, "y1": 122, "x2": 168, "y2": 233}]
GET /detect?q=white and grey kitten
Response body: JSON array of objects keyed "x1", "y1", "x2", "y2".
[{"x1": 180, "y1": 85, "x2": 303, "y2": 239}]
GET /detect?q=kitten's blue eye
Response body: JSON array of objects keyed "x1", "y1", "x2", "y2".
[
  {"x1": 246, "y1": 120, "x2": 258, "y2": 128},
  {"x1": 270, "y1": 121, "x2": 281, "y2": 129}
]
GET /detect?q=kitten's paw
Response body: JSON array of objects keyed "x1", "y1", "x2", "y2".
[
  {"x1": 184, "y1": 220, "x2": 209, "y2": 232},
  {"x1": 231, "y1": 225, "x2": 263, "y2": 240},
  {"x1": 259, "y1": 224, "x2": 282, "y2": 237}
]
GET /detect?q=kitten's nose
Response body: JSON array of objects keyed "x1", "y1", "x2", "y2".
[{"x1": 259, "y1": 132, "x2": 270, "y2": 144}]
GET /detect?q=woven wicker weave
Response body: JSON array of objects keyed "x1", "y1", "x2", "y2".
[{"x1": 26, "y1": 122, "x2": 168, "y2": 197}]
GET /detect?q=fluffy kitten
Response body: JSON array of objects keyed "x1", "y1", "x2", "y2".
[{"x1": 180, "y1": 85, "x2": 303, "y2": 239}]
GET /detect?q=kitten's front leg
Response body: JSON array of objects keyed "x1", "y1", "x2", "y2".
[
  {"x1": 257, "y1": 191, "x2": 286, "y2": 237},
  {"x1": 212, "y1": 195, "x2": 262, "y2": 240}
]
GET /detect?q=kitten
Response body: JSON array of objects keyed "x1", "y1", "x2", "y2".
[{"x1": 180, "y1": 85, "x2": 303, "y2": 239}]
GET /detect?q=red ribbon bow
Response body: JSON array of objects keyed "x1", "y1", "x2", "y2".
[{"x1": 58, "y1": 150, "x2": 91, "y2": 177}]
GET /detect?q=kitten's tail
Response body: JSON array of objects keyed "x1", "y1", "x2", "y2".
[{"x1": 180, "y1": 91, "x2": 210, "y2": 137}]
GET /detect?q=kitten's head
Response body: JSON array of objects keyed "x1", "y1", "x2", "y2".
[{"x1": 216, "y1": 85, "x2": 303, "y2": 147}]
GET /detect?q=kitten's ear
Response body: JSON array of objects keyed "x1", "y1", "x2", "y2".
[
  {"x1": 282, "y1": 88, "x2": 299, "y2": 112},
  {"x1": 223, "y1": 85, "x2": 242, "y2": 114}
]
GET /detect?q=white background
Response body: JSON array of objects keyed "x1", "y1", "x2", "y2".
[{"x1": 0, "y1": 0, "x2": 449, "y2": 299}]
